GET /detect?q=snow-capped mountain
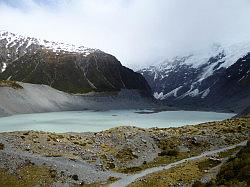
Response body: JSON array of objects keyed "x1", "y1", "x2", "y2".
[
  {"x1": 0, "y1": 31, "x2": 98, "y2": 74},
  {"x1": 0, "y1": 31, "x2": 151, "y2": 95},
  {"x1": 138, "y1": 43, "x2": 250, "y2": 112},
  {"x1": 0, "y1": 31, "x2": 98, "y2": 70},
  {"x1": 0, "y1": 30, "x2": 97, "y2": 56}
]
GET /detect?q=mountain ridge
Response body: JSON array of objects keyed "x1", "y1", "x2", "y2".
[
  {"x1": 138, "y1": 42, "x2": 250, "y2": 112},
  {"x1": 0, "y1": 31, "x2": 151, "y2": 95}
]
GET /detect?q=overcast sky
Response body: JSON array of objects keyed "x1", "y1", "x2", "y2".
[{"x1": 0, "y1": 0, "x2": 250, "y2": 68}]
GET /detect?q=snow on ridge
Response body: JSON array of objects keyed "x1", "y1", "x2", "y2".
[
  {"x1": 142, "y1": 41, "x2": 250, "y2": 101},
  {"x1": 149, "y1": 41, "x2": 250, "y2": 71},
  {"x1": 0, "y1": 31, "x2": 98, "y2": 56},
  {"x1": 195, "y1": 42, "x2": 250, "y2": 83},
  {"x1": 145, "y1": 41, "x2": 250, "y2": 87},
  {"x1": 189, "y1": 42, "x2": 250, "y2": 68},
  {"x1": 221, "y1": 42, "x2": 250, "y2": 68},
  {"x1": 1, "y1": 63, "x2": 7, "y2": 73}
]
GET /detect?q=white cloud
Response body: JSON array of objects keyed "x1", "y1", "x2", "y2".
[{"x1": 0, "y1": 0, "x2": 250, "y2": 68}]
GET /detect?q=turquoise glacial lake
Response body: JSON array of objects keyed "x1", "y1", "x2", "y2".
[{"x1": 0, "y1": 110, "x2": 235, "y2": 132}]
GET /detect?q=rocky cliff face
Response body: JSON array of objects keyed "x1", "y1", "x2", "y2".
[
  {"x1": 138, "y1": 43, "x2": 250, "y2": 112},
  {"x1": 0, "y1": 31, "x2": 151, "y2": 94}
]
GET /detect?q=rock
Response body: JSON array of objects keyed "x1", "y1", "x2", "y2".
[
  {"x1": 177, "y1": 145, "x2": 190, "y2": 153},
  {"x1": 107, "y1": 162, "x2": 115, "y2": 169},
  {"x1": 0, "y1": 143, "x2": 4, "y2": 150},
  {"x1": 71, "y1": 174, "x2": 79, "y2": 181}
]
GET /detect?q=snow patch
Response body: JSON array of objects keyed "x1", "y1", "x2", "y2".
[
  {"x1": 201, "y1": 88, "x2": 210, "y2": 99},
  {"x1": 178, "y1": 84, "x2": 210, "y2": 99},
  {"x1": 0, "y1": 31, "x2": 98, "y2": 56},
  {"x1": 188, "y1": 88, "x2": 200, "y2": 97},
  {"x1": 154, "y1": 86, "x2": 183, "y2": 100},
  {"x1": 1, "y1": 63, "x2": 7, "y2": 72},
  {"x1": 153, "y1": 92, "x2": 164, "y2": 100}
]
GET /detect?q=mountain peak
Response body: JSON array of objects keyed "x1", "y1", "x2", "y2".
[
  {"x1": 138, "y1": 41, "x2": 250, "y2": 112},
  {"x1": 0, "y1": 30, "x2": 99, "y2": 56}
]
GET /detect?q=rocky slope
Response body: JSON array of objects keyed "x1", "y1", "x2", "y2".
[
  {"x1": 138, "y1": 43, "x2": 250, "y2": 112},
  {"x1": 235, "y1": 106, "x2": 250, "y2": 118},
  {"x1": 0, "y1": 31, "x2": 151, "y2": 94},
  {"x1": 0, "y1": 116, "x2": 249, "y2": 186},
  {"x1": 0, "y1": 81, "x2": 155, "y2": 117}
]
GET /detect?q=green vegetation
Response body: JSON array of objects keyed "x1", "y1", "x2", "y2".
[
  {"x1": 157, "y1": 137, "x2": 180, "y2": 150},
  {"x1": 217, "y1": 146, "x2": 240, "y2": 158},
  {"x1": 128, "y1": 161, "x2": 204, "y2": 187},
  {"x1": 192, "y1": 142, "x2": 250, "y2": 187},
  {"x1": 119, "y1": 166, "x2": 143, "y2": 173},
  {"x1": 78, "y1": 176, "x2": 119, "y2": 187},
  {"x1": 73, "y1": 141, "x2": 87, "y2": 147},
  {"x1": 117, "y1": 152, "x2": 189, "y2": 174},
  {"x1": 0, "y1": 164, "x2": 56, "y2": 187},
  {"x1": 0, "y1": 80, "x2": 23, "y2": 89},
  {"x1": 197, "y1": 158, "x2": 221, "y2": 171},
  {"x1": 158, "y1": 149, "x2": 179, "y2": 156},
  {"x1": 116, "y1": 148, "x2": 138, "y2": 162},
  {"x1": 214, "y1": 141, "x2": 250, "y2": 186}
]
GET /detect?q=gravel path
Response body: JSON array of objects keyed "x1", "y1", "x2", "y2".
[
  {"x1": 0, "y1": 137, "x2": 126, "y2": 184},
  {"x1": 109, "y1": 141, "x2": 247, "y2": 187}
]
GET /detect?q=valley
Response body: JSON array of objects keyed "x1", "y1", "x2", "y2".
[{"x1": 0, "y1": 29, "x2": 249, "y2": 187}]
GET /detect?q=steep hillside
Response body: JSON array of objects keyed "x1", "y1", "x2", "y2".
[
  {"x1": 0, "y1": 82, "x2": 155, "y2": 117},
  {"x1": 0, "y1": 31, "x2": 151, "y2": 94},
  {"x1": 138, "y1": 43, "x2": 250, "y2": 112}
]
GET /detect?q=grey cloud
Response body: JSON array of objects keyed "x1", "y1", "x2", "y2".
[{"x1": 0, "y1": 0, "x2": 250, "y2": 68}]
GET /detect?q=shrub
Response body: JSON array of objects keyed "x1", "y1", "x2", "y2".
[
  {"x1": 121, "y1": 166, "x2": 142, "y2": 173},
  {"x1": 116, "y1": 148, "x2": 138, "y2": 162},
  {"x1": 158, "y1": 149, "x2": 178, "y2": 157},
  {"x1": 0, "y1": 80, "x2": 23, "y2": 89},
  {"x1": 0, "y1": 143, "x2": 4, "y2": 150},
  {"x1": 215, "y1": 141, "x2": 250, "y2": 185},
  {"x1": 72, "y1": 174, "x2": 79, "y2": 181},
  {"x1": 107, "y1": 162, "x2": 115, "y2": 169}
]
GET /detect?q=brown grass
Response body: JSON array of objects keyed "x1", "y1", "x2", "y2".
[
  {"x1": 0, "y1": 165, "x2": 56, "y2": 187},
  {"x1": 0, "y1": 80, "x2": 23, "y2": 89}
]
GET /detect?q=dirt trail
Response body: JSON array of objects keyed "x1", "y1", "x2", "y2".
[
  {"x1": 0, "y1": 142, "x2": 126, "y2": 184},
  {"x1": 109, "y1": 141, "x2": 247, "y2": 187}
]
